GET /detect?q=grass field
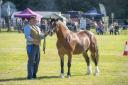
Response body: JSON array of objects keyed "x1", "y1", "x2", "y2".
[{"x1": 0, "y1": 31, "x2": 128, "y2": 85}]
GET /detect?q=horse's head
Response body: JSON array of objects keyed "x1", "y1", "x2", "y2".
[{"x1": 48, "y1": 18, "x2": 61, "y2": 36}]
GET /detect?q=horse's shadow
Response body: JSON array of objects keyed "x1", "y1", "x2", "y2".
[
  {"x1": 37, "y1": 76, "x2": 59, "y2": 79},
  {"x1": 0, "y1": 76, "x2": 59, "y2": 82},
  {"x1": 72, "y1": 74, "x2": 89, "y2": 77},
  {"x1": 0, "y1": 74, "x2": 90, "y2": 82}
]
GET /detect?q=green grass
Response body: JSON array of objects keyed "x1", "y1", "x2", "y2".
[{"x1": 0, "y1": 31, "x2": 128, "y2": 85}]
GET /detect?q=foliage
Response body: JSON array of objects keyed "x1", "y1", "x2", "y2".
[{"x1": 2, "y1": 0, "x2": 128, "y2": 18}]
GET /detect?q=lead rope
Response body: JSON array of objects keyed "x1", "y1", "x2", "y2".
[
  {"x1": 43, "y1": 36, "x2": 46, "y2": 54},
  {"x1": 43, "y1": 26, "x2": 49, "y2": 54}
]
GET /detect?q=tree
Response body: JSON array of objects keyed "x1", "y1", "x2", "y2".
[
  {"x1": 2, "y1": 1, "x2": 16, "y2": 31},
  {"x1": 2, "y1": 0, "x2": 128, "y2": 19}
]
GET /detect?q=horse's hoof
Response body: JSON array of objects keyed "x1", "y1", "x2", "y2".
[
  {"x1": 86, "y1": 66, "x2": 92, "y2": 75},
  {"x1": 94, "y1": 66, "x2": 99, "y2": 76},
  {"x1": 67, "y1": 75, "x2": 71, "y2": 79},
  {"x1": 86, "y1": 71, "x2": 92, "y2": 75},
  {"x1": 60, "y1": 74, "x2": 65, "y2": 78},
  {"x1": 94, "y1": 72, "x2": 99, "y2": 76},
  {"x1": 86, "y1": 72, "x2": 91, "y2": 75}
]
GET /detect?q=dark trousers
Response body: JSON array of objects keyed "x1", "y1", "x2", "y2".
[{"x1": 27, "y1": 44, "x2": 40, "y2": 78}]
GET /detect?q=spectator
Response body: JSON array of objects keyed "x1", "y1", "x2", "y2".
[
  {"x1": 109, "y1": 24, "x2": 114, "y2": 35},
  {"x1": 113, "y1": 22, "x2": 120, "y2": 35}
]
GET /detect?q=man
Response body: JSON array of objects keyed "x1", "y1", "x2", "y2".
[
  {"x1": 24, "y1": 16, "x2": 48, "y2": 79},
  {"x1": 113, "y1": 22, "x2": 120, "y2": 35}
]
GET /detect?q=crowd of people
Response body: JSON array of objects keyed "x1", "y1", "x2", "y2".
[
  {"x1": 109, "y1": 22, "x2": 120, "y2": 35},
  {"x1": 15, "y1": 16, "x2": 122, "y2": 36},
  {"x1": 66, "y1": 18, "x2": 106, "y2": 35},
  {"x1": 66, "y1": 18, "x2": 121, "y2": 35},
  {"x1": 16, "y1": 17, "x2": 49, "y2": 33}
]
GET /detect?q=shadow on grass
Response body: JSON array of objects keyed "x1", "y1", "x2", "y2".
[
  {"x1": 0, "y1": 76, "x2": 59, "y2": 82},
  {"x1": 72, "y1": 74, "x2": 89, "y2": 77},
  {"x1": 37, "y1": 76, "x2": 59, "y2": 79},
  {"x1": 0, "y1": 77, "x2": 27, "y2": 82},
  {"x1": 0, "y1": 74, "x2": 89, "y2": 82}
]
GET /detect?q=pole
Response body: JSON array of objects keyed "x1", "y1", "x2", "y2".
[
  {"x1": 111, "y1": 13, "x2": 114, "y2": 25},
  {"x1": 43, "y1": 37, "x2": 46, "y2": 54},
  {"x1": 0, "y1": 0, "x2": 2, "y2": 31}
]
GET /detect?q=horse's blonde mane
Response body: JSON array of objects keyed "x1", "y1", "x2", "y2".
[{"x1": 57, "y1": 20, "x2": 69, "y2": 30}]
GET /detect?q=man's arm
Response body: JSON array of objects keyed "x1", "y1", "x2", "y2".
[
  {"x1": 36, "y1": 26, "x2": 48, "y2": 39},
  {"x1": 24, "y1": 25, "x2": 34, "y2": 42}
]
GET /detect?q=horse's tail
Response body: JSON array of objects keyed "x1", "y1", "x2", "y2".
[
  {"x1": 90, "y1": 35, "x2": 99, "y2": 66},
  {"x1": 94, "y1": 42, "x2": 99, "y2": 63}
]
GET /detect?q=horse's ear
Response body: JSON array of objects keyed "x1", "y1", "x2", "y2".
[
  {"x1": 50, "y1": 18, "x2": 59, "y2": 25},
  {"x1": 50, "y1": 18, "x2": 56, "y2": 23}
]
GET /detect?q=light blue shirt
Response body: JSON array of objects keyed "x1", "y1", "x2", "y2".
[{"x1": 24, "y1": 24, "x2": 45, "y2": 45}]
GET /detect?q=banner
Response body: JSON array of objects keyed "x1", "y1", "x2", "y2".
[{"x1": 99, "y1": 3, "x2": 106, "y2": 16}]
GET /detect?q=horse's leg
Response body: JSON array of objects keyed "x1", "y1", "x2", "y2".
[
  {"x1": 90, "y1": 45, "x2": 99, "y2": 76},
  {"x1": 59, "y1": 53, "x2": 64, "y2": 78},
  {"x1": 67, "y1": 53, "x2": 72, "y2": 78},
  {"x1": 83, "y1": 52, "x2": 92, "y2": 75},
  {"x1": 91, "y1": 53, "x2": 99, "y2": 76}
]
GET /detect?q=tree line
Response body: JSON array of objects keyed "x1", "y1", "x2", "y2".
[{"x1": 2, "y1": 0, "x2": 128, "y2": 19}]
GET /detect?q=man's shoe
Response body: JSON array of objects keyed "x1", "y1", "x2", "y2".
[
  {"x1": 27, "y1": 77, "x2": 34, "y2": 80},
  {"x1": 33, "y1": 75, "x2": 36, "y2": 79}
]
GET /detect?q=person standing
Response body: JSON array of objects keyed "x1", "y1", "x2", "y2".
[
  {"x1": 113, "y1": 22, "x2": 120, "y2": 35},
  {"x1": 109, "y1": 24, "x2": 114, "y2": 35},
  {"x1": 23, "y1": 16, "x2": 48, "y2": 79}
]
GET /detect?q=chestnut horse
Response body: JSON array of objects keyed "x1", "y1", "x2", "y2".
[{"x1": 49, "y1": 19, "x2": 99, "y2": 78}]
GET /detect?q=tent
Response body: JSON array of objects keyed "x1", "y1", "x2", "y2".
[
  {"x1": 14, "y1": 8, "x2": 42, "y2": 21},
  {"x1": 82, "y1": 8, "x2": 104, "y2": 18}
]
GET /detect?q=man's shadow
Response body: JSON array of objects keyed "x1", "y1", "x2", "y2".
[{"x1": 0, "y1": 76, "x2": 59, "y2": 82}]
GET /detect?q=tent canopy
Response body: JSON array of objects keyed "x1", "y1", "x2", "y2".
[
  {"x1": 82, "y1": 8, "x2": 104, "y2": 17},
  {"x1": 14, "y1": 8, "x2": 42, "y2": 21}
]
